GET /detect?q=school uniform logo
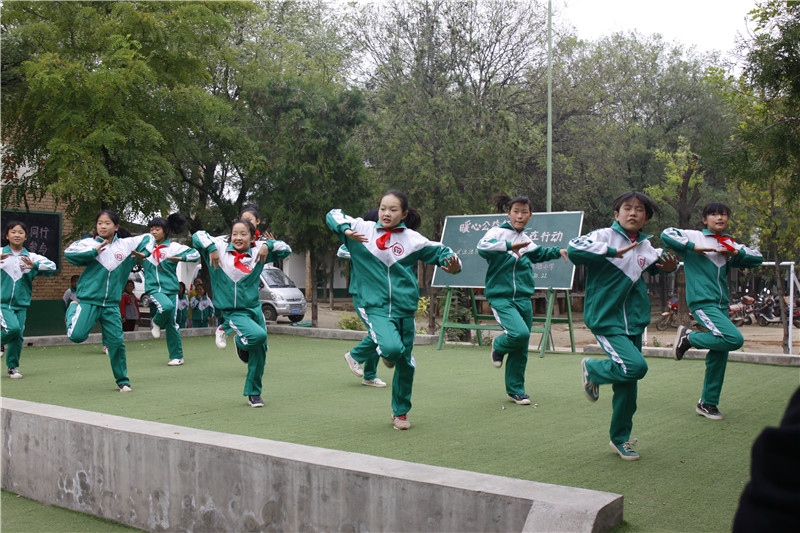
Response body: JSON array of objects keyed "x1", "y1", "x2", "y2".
[
  {"x1": 637, "y1": 255, "x2": 646, "y2": 269},
  {"x1": 390, "y1": 242, "x2": 404, "y2": 256},
  {"x1": 115, "y1": 251, "x2": 125, "y2": 262}
]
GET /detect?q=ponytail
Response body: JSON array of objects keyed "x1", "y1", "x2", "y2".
[
  {"x1": 493, "y1": 193, "x2": 531, "y2": 214},
  {"x1": 381, "y1": 190, "x2": 422, "y2": 231},
  {"x1": 149, "y1": 213, "x2": 187, "y2": 237}
]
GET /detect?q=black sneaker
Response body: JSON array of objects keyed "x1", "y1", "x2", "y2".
[
  {"x1": 508, "y1": 393, "x2": 531, "y2": 405},
  {"x1": 696, "y1": 400, "x2": 723, "y2": 420},
  {"x1": 237, "y1": 345, "x2": 249, "y2": 364},
  {"x1": 248, "y1": 395, "x2": 264, "y2": 408},
  {"x1": 673, "y1": 326, "x2": 692, "y2": 360},
  {"x1": 491, "y1": 350, "x2": 504, "y2": 368}
]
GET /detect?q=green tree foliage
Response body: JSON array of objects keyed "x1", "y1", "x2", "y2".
[{"x1": 731, "y1": 0, "x2": 800, "y2": 201}]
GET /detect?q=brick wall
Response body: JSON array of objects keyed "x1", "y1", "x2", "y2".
[{"x1": 3, "y1": 194, "x2": 82, "y2": 301}]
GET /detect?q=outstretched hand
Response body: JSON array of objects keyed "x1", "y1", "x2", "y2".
[
  {"x1": 256, "y1": 243, "x2": 270, "y2": 264},
  {"x1": 18, "y1": 255, "x2": 34, "y2": 271},
  {"x1": 441, "y1": 255, "x2": 461, "y2": 274},
  {"x1": 344, "y1": 228, "x2": 368, "y2": 243},
  {"x1": 96, "y1": 239, "x2": 111, "y2": 254},
  {"x1": 130, "y1": 250, "x2": 146, "y2": 260},
  {"x1": 656, "y1": 251, "x2": 678, "y2": 272},
  {"x1": 209, "y1": 249, "x2": 220, "y2": 269},
  {"x1": 510, "y1": 241, "x2": 528, "y2": 257},
  {"x1": 615, "y1": 240, "x2": 642, "y2": 258},
  {"x1": 559, "y1": 248, "x2": 569, "y2": 262}
]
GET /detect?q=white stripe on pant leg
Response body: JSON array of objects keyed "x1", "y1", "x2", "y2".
[
  {"x1": 229, "y1": 319, "x2": 248, "y2": 346},
  {"x1": 170, "y1": 294, "x2": 180, "y2": 331},
  {"x1": 596, "y1": 334, "x2": 628, "y2": 374},
  {"x1": 151, "y1": 296, "x2": 165, "y2": 314},
  {"x1": 66, "y1": 304, "x2": 83, "y2": 338},
  {"x1": 490, "y1": 307, "x2": 510, "y2": 335},
  {"x1": 694, "y1": 309, "x2": 723, "y2": 337},
  {"x1": 358, "y1": 307, "x2": 381, "y2": 356}
]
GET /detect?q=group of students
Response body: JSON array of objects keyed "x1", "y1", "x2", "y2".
[{"x1": 1, "y1": 189, "x2": 761, "y2": 459}]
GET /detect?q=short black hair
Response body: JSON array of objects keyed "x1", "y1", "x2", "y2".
[
  {"x1": 702, "y1": 202, "x2": 731, "y2": 218},
  {"x1": 613, "y1": 191, "x2": 659, "y2": 220}
]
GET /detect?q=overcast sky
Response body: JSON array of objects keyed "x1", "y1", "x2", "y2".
[{"x1": 557, "y1": 0, "x2": 759, "y2": 56}]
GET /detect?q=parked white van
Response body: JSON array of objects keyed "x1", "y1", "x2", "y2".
[{"x1": 186, "y1": 264, "x2": 306, "y2": 323}]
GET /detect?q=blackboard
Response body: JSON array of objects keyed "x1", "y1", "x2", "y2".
[
  {"x1": 1, "y1": 210, "x2": 62, "y2": 271},
  {"x1": 432, "y1": 212, "x2": 583, "y2": 290}
]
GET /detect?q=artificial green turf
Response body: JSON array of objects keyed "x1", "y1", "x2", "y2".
[{"x1": 1, "y1": 334, "x2": 798, "y2": 532}]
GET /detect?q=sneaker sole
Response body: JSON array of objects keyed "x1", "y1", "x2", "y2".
[
  {"x1": 344, "y1": 353, "x2": 364, "y2": 377},
  {"x1": 609, "y1": 441, "x2": 640, "y2": 461},
  {"x1": 167, "y1": 360, "x2": 184, "y2": 366},
  {"x1": 581, "y1": 358, "x2": 598, "y2": 402},
  {"x1": 696, "y1": 407, "x2": 724, "y2": 420},
  {"x1": 362, "y1": 381, "x2": 387, "y2": 388},
  {"x1": 249, "y1": 402, "x2": 264, "y2": 408},
  {"x1": 510, "y1": 397, "x2": 531, "y2": 405},
  {"x1": 8, "y1": 374, "x2": 22, "y2": 379},
  {"x1": 673, "y1": 326, "x2": 686, "y2": 360}
]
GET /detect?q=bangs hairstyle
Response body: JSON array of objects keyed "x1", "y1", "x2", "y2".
[
  {"x1": 149, "y1": 213, "x2": 187, "y2": 236},
  {"x1": 240, "y1": 205, "x2": 261, "y2": 221},
  {"x1": 228, "y1": 219, "x2": 256, "y2": 241},
  {"x1": 380, "y1": 190, "x2": 421, "y2": 231},
  {"x1": 3, "y1": 220, "x2": 28, "y2": 240},
  {"x1": 94, "y1": 210, "x2": 131, "y2": 238},
  {"x1": 702, "y1": 202, "x2": 731, "y2": 218},
  {"x1": 493, "y1": 193, "x2": 532, "y2": 214},
  {"x1": 613, "y1": 191, "x2": 660, "y2": 220}
]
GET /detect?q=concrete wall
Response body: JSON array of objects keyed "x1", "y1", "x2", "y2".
[{"x1": 2, "y1": 398, "x2": 623, "y2": 532}]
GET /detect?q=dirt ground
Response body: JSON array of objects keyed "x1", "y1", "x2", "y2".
[{"x1": 294, "y1": 300, "x2": 800, "y2": 355}]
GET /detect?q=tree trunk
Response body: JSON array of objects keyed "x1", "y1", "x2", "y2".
[{"x1": 306, "y1": 250, "x2": 317, "y2": 327}]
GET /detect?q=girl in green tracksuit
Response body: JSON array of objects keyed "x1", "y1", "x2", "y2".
[
  {"x1": 661, "y1": 202, "x2": 762, "y2": 420},
  {"x1": 327, "y1": 190, "x2": 462, "y2": 430},
  {"x1": 190, "y1": 285, "x2": 214, "y2": 327},
  {"x1": 336, "y1": 209, "x2": 386, "y2": 389},
  {"x1": 1, "y1": 221, "x2": 57, "y2": 379},
  {"x1": 141, "y1": 213, "x2": 200, "y2": 366},
  {"x1": 192, "y1": 220, "x2": 292, "y2": 408},
  {"x1": 65, "y1": 210, "x2": 155, "y2": 392},
  {"x1": 176, "y1": 282, "x2": 189, "y2": 328},
  {"x1": 477, "y1": 194, "x2": 567, "y2": 405},
  {"x1": 568, "y1": 192, "x2": 677, "y2": 461}
]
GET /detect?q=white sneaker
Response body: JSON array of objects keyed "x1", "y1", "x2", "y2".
[
  {"x1": 344, "y1": 352, "x2": 363, "y2": 377},
  {"x1": 215, "y1": 326, "x2": 227, "y2": 349},
  {"x1": 118, "y1": 383, "x2": 132, "y2": 392},
  {"x1": 167, "y1": 358, "x2": 184, "y2": 366},
  {"x1": 362, "y1": 377, "x2": 387, "y2": 388},
  {"x1": 151, "y1": 323, "x2": 161, "y2": 338}
]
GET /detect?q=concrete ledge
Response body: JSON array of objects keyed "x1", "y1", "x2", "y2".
[
  {"x1": 19, "y1": 326, "x2": 438, "y2": 348},
  {"x1": 1, "y1": 398, "x2": 622, "y2": 532},
  {"x1": 582, "y1": 344, "x2": 800, "y2": 366}
]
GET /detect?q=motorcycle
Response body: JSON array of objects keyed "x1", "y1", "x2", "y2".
[
  {"x1": 655, "y1": 297, "x2": 679, "y2": 330},
  {"x1": 755, "y1": 290, "x2": 782, "y2": 326}
]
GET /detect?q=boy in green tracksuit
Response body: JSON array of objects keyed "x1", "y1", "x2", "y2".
[
  {"x1": 568, "y1": 192, "x2": 676, "y2": 460},
  {"x1": 327, "y1": 190, "x2": 461, "y2": 430},
  {"x1": 1, "y1": 221, "x2": 57, "y2": 378},
  {"x1": 477, "y1": 194, "x2": 567, "y2": 405},
  {"x1": 190, "y1": 284, "x2": 214, "y2": 327},
  {"x1": 65, "y1": 210, "x2": 155, "y2": 392},
  {"x1": 192, "y1": 221, "x2": 291, "y2": 407},
  {"x1": 661, "y1": 202, "x2": 762, "y2": 420}
]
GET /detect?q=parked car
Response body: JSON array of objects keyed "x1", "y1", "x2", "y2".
[
  {"x1": 259, "y1": 266, "x2": 307, "y2": 323},
  {"x1": 188, "y1": 264, "x2": 306, "y2": 323},
  {"x1": 128, "y1": 270, "x2": 147, "y2": 305}
]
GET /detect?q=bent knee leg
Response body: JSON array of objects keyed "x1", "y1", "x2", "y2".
[{"x1": 626, "y1": 358, "x2": 648, "y2": 380}]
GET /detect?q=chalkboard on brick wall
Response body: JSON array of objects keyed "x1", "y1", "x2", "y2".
[
  {"x1": 432, "y1": 212, "x2": 583, "y2": 290},
  {"x1": 1, "y1": 210, "x2": 62, "y2": 271}
]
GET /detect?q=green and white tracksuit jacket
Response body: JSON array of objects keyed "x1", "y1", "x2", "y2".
[
  {"x1": 327, "y1": 209, "x2": 460, "y2": 417},
  {"x1": 1, "y1": 246, "x2": 57, "y2": 369},
  {"x1": 660, "y1": 228, "x2": 763, "y2": 310},
  {"x1": 64, "y1": 233, "x2": 155, "y2": 386},
  {"x1": 477, "y1": 222, "x2": 563, "y2": 395},
  {"x1": 190, "y1": 295, "x2": 215, "y2": 326},
  {"x1": 567, "y1": 222, "x2": 664, "y2": 336},
  {"x1": 143, "y1": 239, "x2": 199, "y2": 360},
  {"x1": 192, "y1": 231, "x2": 292, "y2": 397},
  {"x1": 477, "y1": 222, "x2": 563, "y2": 301}
]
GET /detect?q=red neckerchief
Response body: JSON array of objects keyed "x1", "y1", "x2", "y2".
[
  {"x1": 711, "y1": 234, "x2": 736, "y2": 251},
  {"x1": 153, "y1": 244, "x2": 167, "y2": 263},
  {"x1": 626, "y1": 232, "x2": 639, "y2": 242},
  {"x1": 230, "y1": 250, "x2": 252, "y2": 273},
  {"x1": 376, "y1": 228, "x2": 404, "y2": 250}
]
